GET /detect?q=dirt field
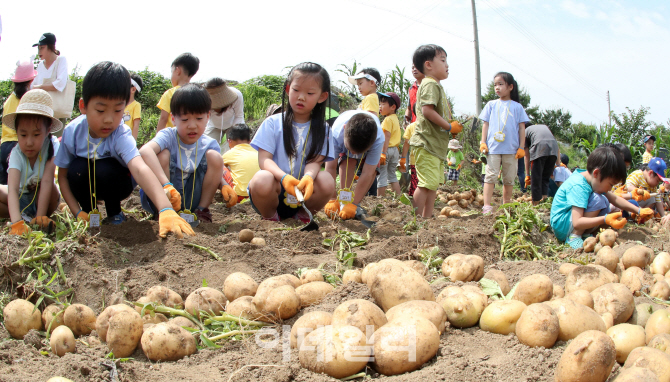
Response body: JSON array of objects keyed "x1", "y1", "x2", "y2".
[{"x1": 0, "y1": 188, "x2": 666, "y2": 382}]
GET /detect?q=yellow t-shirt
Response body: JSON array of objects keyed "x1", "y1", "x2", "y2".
[
  {"x1": 382, "y1": 114, "x2": 401, "y2": 148},
  {"x1": 123, "y1": 100, "x2": 142, "y2": 130},
  {"x1": 1, "y1": 94, "x2": 20, "y2": 143},
  {"x1": 222, "y1": 143, "x2": 260, "y2": 196},
  {"x1": 157, "y1": 86, "x2": 180, "y2": 128},
  {"x1": 643, "y1": 151, "x2": 653, "y2": 164},
  {"x1": 626, "y1": 170, "x2": 662, "y2": 204},
  {"x1": 359, "y1": 94, "x2": 379, "y2": 116},
  {"x1": 403, "y1": 122, "x2": 417, "y2": 165}
]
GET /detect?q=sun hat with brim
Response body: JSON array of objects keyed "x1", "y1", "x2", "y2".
[
  {"x1": 266, "y1": 104, "x2": 282, "y2": 118},
  {"x1": 206, "y1": 83, "x2": 238, "y2": 110},
  {"x1": 448, "y1": 139, "x2": 462, "y2": 149},
  {"x1": 348, "y1": 73, "x2": 378, "y2": 86},
  {"x1": 379, "y1": 92, "x2": 401, "y2": 109},
  {"x1": 648, "y1": 157, "x2": 670, "y2": 183},
  {"x1": 2, "y1": 89, "x2": 63, "y2": 133},
  {"x1": 11, "y1": 61, "x2": 38, "y2": 83}
]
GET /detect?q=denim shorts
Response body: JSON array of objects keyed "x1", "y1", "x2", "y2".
[
  {"x1": 141, "y1": 155, "x2": 208, "y2": 214},
  {"x1": 19, "y1": 188, "x2": 39, "y2": 221},
  {"x1": 585, "y1": 193, "x2": 610, "y2": 216},
  {"x1": 247, "y1": 183, "x2": 300, "y2": 220}
]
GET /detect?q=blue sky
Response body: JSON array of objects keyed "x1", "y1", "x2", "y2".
[{"x1": 1, "y1": 0, "x2": 668, "y2": 127}]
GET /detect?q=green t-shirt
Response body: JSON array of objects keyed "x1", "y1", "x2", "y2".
[
  {"x1": 446, "y1": 150, "x2": 464, "y2": 169},
  {"x1": 409, "y1": 77, "x2": 452, "y2": 160}
]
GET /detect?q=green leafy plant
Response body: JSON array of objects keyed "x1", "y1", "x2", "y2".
[
  {"x1": 480, "y1": 278, "x2": 518, "y2": 300},
  {"x1": 417, "y1": 246, "x2": 444, "y2": 273},
  {"x1": 322, "y1": 229, "x2": 370, "y2": 267},
  {"x1": 493, "y1": 202, "x2": 548, "y2": 260}
]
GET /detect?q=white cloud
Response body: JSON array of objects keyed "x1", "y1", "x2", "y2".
[{"x1": 561, "y1": 0, "x2": 590, "y2": 18}]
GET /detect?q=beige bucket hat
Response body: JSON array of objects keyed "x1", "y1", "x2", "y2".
[
  {"x1": 206, "y1": 82, "x2": 238, "y2": 110},
  {"x1": 2, "y1": 89, "x2": 63, "y2": 133},
  {"x1": 448, "y1": 139, "x2": 462, "y2": 149}
]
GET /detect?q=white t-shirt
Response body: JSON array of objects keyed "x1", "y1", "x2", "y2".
[
  {"x1": 553, "y1": 166, "x2": 572, "y2": 183},
  {"x1": 331, "y1": 110, "x2": 384, "y2": 166},
  {"x1": 151, "y1": 127, "x2": 220, "y2": 175},
  {"x1": 8, "y1": 135, "x2": 60, "y2": 192},
  {"x1": 479, "y1": 99, "x2": 530, "y2": 155},
  {"x1": 206, "y1": 87, "x2": 245, "y2": 133},
  {"x1": 32, "y1": 56, "x2": 69, "y2": 92}
]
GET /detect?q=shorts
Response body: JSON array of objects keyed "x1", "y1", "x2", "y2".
[
  {"x1": 484, "y1": 154, "x2": 517, "y2": 185},
  {"x1": 412, "y1": 146, "x2": 444, "y2": 191},
  {"x1": 446, "y1": 169, "x2": 460, "y2": 181},
  {"x1": 0, "y1": 141, "x2": 18, "y2": 185},
  {"x1": 19, "y1": 188, "x2": 39, "y2": 221},
  {"x1": 141, "y1": 155, "x2": 208, "y2": 215},
  {"x1": 377, "y1": 146, "x2": 399, "y2": 188},
  {"x1": 247, "y1": 183, "x2": 300, "y2": 220},
  {"x1": 408, "y1": 165, "x2": 418, "y2": 197},
  {"x1": 585, "y1": 193, "x2": 610, "y2": 216}
]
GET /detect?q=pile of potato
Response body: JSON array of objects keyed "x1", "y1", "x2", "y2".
[{"x1": 515, "y1": 194, "x2": 533, "y2": 203}]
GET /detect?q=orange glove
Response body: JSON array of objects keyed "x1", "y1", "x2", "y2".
[
  {"x1": 471, "y1": 159, "x2": 481, "y2": 164},
  {"x1": 614, "y1": 186, "x2": 627, "y2": 197},
  {"x1": 76, "y1": 210, "x2": 89, "y2": 222},
  {"x1": 560, "y1": 163, "x2": 567, "y2": 168},
  {"x1": 660, "y1": 185, "x2": 666, "y2": 193},
  {"x1": 379, "y1": 153, "x2": 387, "y2": 166},
  {"x1": 354, "y1": 175, "x2": 359, "y2": 180},
  {"x1": 480, "y1": 142, "x2": 488, "y2": 154},
  {"x1": 447, "y1": 161, "x2": 453, "y2": 167},
  {"x1": 399, "y1": 158, "x2": 406, "y2": 172},
  {"x1": 281, "y1": 175, "x2": 300, "y2": 197},
  {"x1": 221, "y1": 185, "x2": 237, "y2": 208},
  {"x1": 515, "y1": 148, "x2": 525, "y2": 159},
  {"x1": 324, "y1": 199, "x2": 340, "y2": 218},
  {"x1": 9, "y1": 220, "x2": 31, "y2": 236},
  {"x1": 30, "y1": 216, "x2": 55, "y2": 231},
  {"x1": 338, "y1": 203, "x2": 358, "y2": 220},
  {"x1": 631, "y1": 188, "x2": 651, "y2": 202},
  {"x1": 449, "y1": 121, "x2": 463, "y2": 134},
  {"x1": 163, "y1": 183, "x2": 182, "y2": 212},
  {"x1": 158, "y1": 209, "x2": 195, "y2": 239},
  {"x1": 638, "y1": 207, "x2": 655, "y2": 223},
  {"x1": 524, "y1": 176, "x2": 531, "y2": 187},
  {"x1": 297, "y1": 174, "x2": 314, "y2": 201},
  {"x1": 605, "y1": 211, "x2": 627, "y2": 230},
  {"x1": 457, "y1": 163, "x2": 462, "y2": 171}
]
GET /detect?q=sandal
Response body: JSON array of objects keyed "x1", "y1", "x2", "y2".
[
  {"x1": 482, "y1": 205, "x2": 494, "y2": 215},
  {"x1": 566, "y1": 235, "x2": 584, "y2": 249}
]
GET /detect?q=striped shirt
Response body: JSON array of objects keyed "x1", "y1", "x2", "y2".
[
  {"x1": 626, "y1": 170, "x2": 661, "y2": 203},
  {"x1": 643, "y1": 151, "x2": 653, "y2": 164}
]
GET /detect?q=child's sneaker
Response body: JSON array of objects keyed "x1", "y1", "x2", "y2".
[
  {"x1": 107, "y1": 212, "x2": 126, "y2": 225},
  {"x1": 567, "y1": 234, "x2": 584, "y2": 249},
  {"x1": 482, "y1": 205, "x2": 494, "y2": 215},
  {"x1": 294, "y1": 209, "x2": 311, "y2": 224},
  {"x1": 194, "y1": 207, "x2": 212, "y2": 223}
]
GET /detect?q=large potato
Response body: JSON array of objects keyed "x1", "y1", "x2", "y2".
[
  {"x1": 50, "y1": 326, "x2": 75, "y2": 357},
  {"x1": 622, "y1": 245, "x2": 654, "y2": 269},
  {"x1": 440, "y1": 292, "x2": 485, "y2": 329},
  {"x1": 253, "y1": 276, "x2": 299, "y2": 312},
  {"x1": 107, "y1": 310, "x2": 143, "y2": 358},
  {"x1": 559, "y1": 263, "x2": 579, "y2": 276},
  {"x1": 291, "y1": 311, "x2": 332, "y2": 349},
  {"x1": 479, "y1": 300, "x2": 526, "y2": 335},
  {"x1": 607, "y1": 323, "x2": 646, "y2": 364},
  {"x1": 613, "y1": 367, "x2": 661, "y2": 382},
  {"x1": 441, "y1": 254, "x2": 484, "y2": 282},
  {"x1": 225, "y1": 296, "x2": 268, "y2": 322},
  {"x1": 513, "y1": 274, "x2": 553, "y2": 305},
  {"x1": 591, "y1": 283, "x2": 635, "y2": 325},
  {"x1": 223, "y1": 272, "x2": 258, "y2": 301},
  {"x1": 372, "y1": 316, "x2": 440, "y2": 376},
  {"x1": 652, "y1": 252, "x2": 670, "y2": 275},
  {"x1": 64, "y1": 304, "x2": 96, "y2": 337},
  {"x1": 3, "y1": 299, "x2": 41, "y2": 339},
  {"x1": 386, "y1": 300, "x2": 447, "y2": 334},
  {"x1": 404, "y1": 260, "x2": 428, "y2": 276},
  {"x1": 299, "y1": 269, "x2": 324, "y2": 285},
  {"x1": 144, "y1": 286, "x2": 183, "y2": 308},
  {"x1": 483, "y1": 269, "x2": 511, "y2": 295},
  {"x1": 369, "y1": 260, "x2": 434, "y2": 312},
  {"x1": 545, "y1": 298, "x2": 607, "y2": 341},
  {"x1": 361, "y1": 263, "x2": 378, "y2": 284},
  {"x1": 620, "y1": 266, "x2": 648, "y2": 296},
  {"x1": 623, "y1": 346, "x2": 670, "y2": 382},
  {"x1": 595, "y1": 247, "x2": 618, "y2": 273},
  {"x1": 599, "y1": 229, "x2": 618, "y2": 247},
  {"x1": 365, "y1": 259, "x2": 407, "y2": 288},
  {"x1": 649, "y1": 333, "x2": 670, "y2": 354},
  {"x1": 646, "y1": 310, "x2": 670, "y2": 344},
  {"x1": 184, "y1": 287, "x2": 227, "y2": 318},
  {"x1": 332, "y1": 299, "x2": 387, "y2": 340},
  {"x1": 652, "y1": 281, "x2": 670, "y2": 301},
  {"x1": 515, "y1": 303, "x2": 559, "y2": 348},
  {"x1": 276, "y1": 274, "x2": 301, "y2": 288},
  {"x1": 261, "y1": 284, "x2": 301, "y2": 320},
  {"x1": 342, "y1": 270, "x2": 362, "y2": 284},
  {"x1": 554, "y1": 330, "x2": 616, "y2": 382},
  {"x1": 436, "y1": 286, "x2": 465, "y2": 303},
  {"x1": 628, "y1": 303, "x2": 656, "y2": 327},
  {"x1": 565, "y1": 265, "x2": 617, "y2": 293},
  {"x1": 299, "y1": 325, "x2": 370, "y2": 379},
  {"x1": 565, "y1": 290, "x2": 594, "y2": 309},
  {"x1": 295, "y1": 281, "x2": 334, "y2": 307},
  {"x1": 141, "y1": 323, "x2": 197, "y2": 361},
  {"x1": 42, "y1": 304, "x2": 65, "y2": 334},
  {"x1": 584, "y1": 236, "x2": 598, "y2": 252},
  {"x1": 96, "y1": 304, "x2": 136, "y2": 342}
]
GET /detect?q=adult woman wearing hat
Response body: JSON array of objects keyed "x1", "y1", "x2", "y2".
[
  {"x1": 31, "y1": 33, "x2": 70, "y2": 135},
  {"x1": 204, "y1": 78, "x2": 245, "y2": 154}
]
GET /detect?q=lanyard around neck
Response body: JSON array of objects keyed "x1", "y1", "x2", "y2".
[{"x1": 177, "y1": 135, "x2": 198, "y2": 213}]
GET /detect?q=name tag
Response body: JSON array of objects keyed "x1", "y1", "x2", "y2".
[
  {"x1": 180, "y1": 213, "x2": 195, "y2": 223},
  {"x1": 286, "y1": 194, "x2": 298, "y2": 205},
  {"x1": 339, "y1": 190, "x2": 353, "y2": 203},
  {"x1": 89, "y1": 213, "x2": 101, "y2": 227},
  {"x1": 493, "y1": 131, "x2": 506, "y2": 142}
]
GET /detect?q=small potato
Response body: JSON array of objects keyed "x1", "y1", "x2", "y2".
[
  {"x1": 623, "y1": 347, "x2": 670, "y2": 382},
  {"x1": 555, "y1": 330, "x2": 616, "y2": 382},
  {"x1": 360, "y1": 263, "x2": 378, "y2": 284},
  {"x1": 332, "y1": 299, "x2": 387, "y2": 340},
  {"x1": 512, "y1": 274, "x2": 553, "y2": 305},
  {"x1": 404, "y1": 260, "x2": 428, "y2": 276},
  {"x1": 107, "y1": 310, "x2": 143, "y2": 358},
  {"x1": 299, "y1": 325, "x2": 370, "y2": 378},
  {"x1": 372, "y1": 316, "x2": 440, "y2": 376},
  {"x1": 559, "y1": 263, "x2": 579, "y2": 276},
  {"x1": 515, "y1": 303, "x2": 559, "y2": 348},
  {"x1": 620, "y1": 266, "x2": 647, "y2": 296},
  {"x1": 42, "y1": 304, "x2": 65, "y2": 334},
  {"x1": 649, "y1": 333, "x2": 670, "y2": 354},
  {"x1": 628, "y1": 303, "x2": 656, "y2": 327},
  {"x1": 141, "y1": 323, "x2": 197, "y2": 361},
  {"x1": 594, "y1": 242, "x2": 603, "y2": 255},
  {"x1": 64, "y1": 304, "x2": 96, "y2": 337},
  {"x1": 545, "y1": 298, "x2": 607, "y2": 341},
  {"x1": 622, "y1": 245, "x2": 654, "y2": 269},
  {"x1": 449, "y1": 210, "x2": 462, "y2": 217},
  {"x1": 290, "y1": 311, "x2": 332, "y2": 349},
  {"x1": 553, "y1": 285, "x2": 565, "y2": 299},
  {"x1": 458, "y1": 199, "x2": 469, "y2": 208},
  {"x1": 565, "y1": 265, "x2": 617, "y2": 293},
  {"x1": 483, "y1": 269, "x2": 511, "y2": 296},
  {"x1": 595, "y1": 247, "x2": 619, "y2": 273},
  {"x1": 479, "y1": 300, "x2": 527, "y2": 335},
  {"x1": 369, "y1": 260, "x2": 435, "y2": 312},
  {"x1": 441, "y1": 254, "x2": 485, "y2": 282},
  {"x1": 96, "y1": 304, "x2": 136, "y2": 342},
  {"x1": 184, "y1": 287, "x2": 228, "y2": 318},
  {"x1": 295, "y1": 281, "x2": 334, "y2": 307},
  {"x1": 50, "y1": 326, "x2": 76, "y2": 357},
  {"x1": 565, "y1": 289, "x2": 595, "y2": 309},
  {"x1": 591, "y1": 283, "x2": 635, "y2": 325},
  {"x1": 584, "y1": 236, "x2": 598, "y2": 252},
  {"x1": 607, "y1": 323, "x2": 646, "y2": 364},
  {"x1": 342, "y1": 269, "x2": 362, "y2": 284},
  {"x1": 386, "y1": 300, "x2": 447, "y2": 334},
  {"x1": 440, "y1": 207, "x2": 452, "y2": 216},
  {"x1": 652, "y1": 281, "x2": 670, "y2": 301},
  {"x1": 223, "y1": 272, "x2": 258, "y2": 302},
  {"x1": 613, "y1": 367, "x2": 661, "y2": 382},
  {"x1": 651, "y1": 252, "x2": 670, "y2": 275},
  {"x1": 3, "y1": 299, "x2": 42, "y2": 339},
  {"x1": 300, "y1": 269, "x2": 324, "y2": 285},
  {"x1": 646, "y1": 309, "x2": 670, "y2": 344},
  {"x1": 250, "y1": 237, "x2": 266, "y2": 246},
  {"x1": 238, "y1": 228, "x2": 254, "y2": 242},
  {"x1": 144, "y1": 286, "x2": 183, "y2": 309},
  {"x1": 448, "y1": 200, "x2": 458, "y2": 206},
  {"x1": 261, "y1": 285, "x2": 301, "y2": 320},
  {"x1": 599, "y1": 229, "x2": 618, "y2": 247},
  {"x1": 225, "y1": 296, "x2": 268, "y2": 322}
]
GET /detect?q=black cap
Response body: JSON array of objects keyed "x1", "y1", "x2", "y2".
[
  {"x1": 644, "y1": 135, "x2": 656, "y2": 143},
  {"x1": 32, "y1": 33, "x2": 56, "y2": 47}
]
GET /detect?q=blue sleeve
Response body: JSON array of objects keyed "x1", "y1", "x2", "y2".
[
  {"x1": 113, "y1": 125, "x2": 141, "y2": 165},
  {"x1": 478, "y1": 101, "x2": 493, "y2": 122},
  {"x1": 51, "y1": 135, "x2": 60, "y2": 157},
  {"x1": 7, "y1": 145, "x2": 23, "y2": 172},
  {"x1": 205, "y1": 139, "x2": 221, "y2": 154},
  {"x1": 321, "y1": 125, "x2": 335, "y2": 162},
  {"x1": 364, "y1": 131, "x2": 384, "y2": 166},
  {"x1": 250, "y1": 116, "x2": 278, "y2": 156},
  {"x1": 565, "y1": 182, "x2": 590, "y2": 210},
  {"x1": 516, "y1": 104, "x2": 530, "y2": 124},
  {"x1": 332, "y1": 127, "x2": 345, "y2": 155},
  {"x1": 54, "y1": 125, "x2": 76, "y2": 168},
  {"x1": 152, "y1": 127, "x2": 174, "y2": 152}
]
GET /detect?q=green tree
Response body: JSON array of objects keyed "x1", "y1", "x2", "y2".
[
  {"x1": 534, "y1": 108, "x2": 572, "y2": 141},
  {"x1": 481, "y1": 80, "x2": 532, "y2": 109},
  {"x1": 611, "y1": 106, "x2": 653, "y2": 148}
]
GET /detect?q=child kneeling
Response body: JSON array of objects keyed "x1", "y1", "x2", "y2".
[{"x1": 550, "y1": 146, "x2": 652, "y2": 249}]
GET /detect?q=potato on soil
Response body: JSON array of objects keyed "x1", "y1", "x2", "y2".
[
  {"x1": 372, "y1": 316, "x2": 439, "y2": 376},
  {"x1": 449, "y1": 210, "x2": 462, "y2": 217},
  {"x1": 342, "y1": 269, "x2": 362, "y2": 284},
  {"x1": 649, "y1": 333, "x2": 670, "y2": 354},
  {"x1": 448, "y1": 200, "x2": 458, "y2": 206},
  {"x1": 369, "y1": 260, "x2": 434, "y2": 312},
  {"x1": 223, "y1": 272, "x2": 258, "y2": 301},
  {"x1": 96, "y1": 304, "x2": 136, "y2": 342},
  {"x1": 652, "y1": 252, "x2": 670, "y2": 275},
  {"x1": 42, "y1": 304, "x2": 64, "y2": 334},
  {"x1": 622, "y1": 245, "x2": 654, "y2": 269},
  {"x1": 595, "y1": 246, "x2": 619, "y2": 273},
  {"x1": 262, "y1": 284, "x2": 301, "y2": 320},
  {"x1": 252, "y1": 275, "x2": 299, "y2": 312},
  {"x1": 599, "y1": 229, "x2": 618, "y2": 247},
  {"x1": 620, "y1": 266, "x2": 647, "y2": 295},
  {"x1": 299, "y1": 325, "x2": 370, "y2": 378},
  {"x1": 583, "y1": 236, "x2": 598, "y2": 252},
  {"x1": 483, "y1": 269, "x2": 511, "y2": 295},
  {"x1": 559, "y1": 263, "x2": 579, "y2": 276},
  {"x1": 479, "y1": 300, "x2": 526, "y2": 335},
  {"x1": 250, "y1": 237, "x2": 266, "y2": 246},
  {"x1": 64, "y1": 304, "x2": 96, "y2": 337},
  {"x1": 646, "y1": 310, "x2": 670, "y2": 344},
  {"x1": 238, "y1": 228, "x2": 254, "y2": 242},
  {"x1": 331, "y1": 299, "x2": 387, "y2": 340},
  {"x1": 515, "y1": 303, "x2": 559, "y2": 348},
  {"x1": 404, "y1": 260, "x2": 428, "y2": 275},
  {"x1": 361, "y1": 263, "x2": 378, "y2": 284},
  {"x1": 623, "y1": 346, "x2": 670, "y2": 382},
  {"x1": 594, "y1": 242, "x2": 603, "y2": 255},
  {"x1": 591, "y1": 283, "x2": 635, "y2": 325},
  {"x1": 628, "y1": 303, "x2": 656, "y2": 327},
  {"x1": 50, "y1": 326, "x2": 75, "y2": 357},
  {"x1": 299, "y1": 269, "x2": 324, "y2": 285},
  {"x1": 565, "y1": 289, "x2": 594, "y2": 309},
  {"x1": 554, "y1": 330, "x2": 616, "y2": 382},
  {"x1": 652, "y1": 281, "x2": 670, "y2": 300},
  {"x1": 386, "y1": 300, "x2": 447, "y2": 334},
  {"x1": 141, "y1": 322, "x2": 197, "y2": 361},
  {"x1": 291, "y1": 311, "x2": 332, "y2": 349},
  {"x1": 107, "y1": 310, "x2": 143, "y2": 358},
  {"x1": 3, "y1": 299, "x2": 42, "y2": 339},
  {"x1": 545, "y1": 298, "x2": 607, "y2": 341},
  {"x1": 441, "y1": 254, "x2": 484, "y2": 282},
  {"x1": 513, "y1": 274, "x2": 553, "y2": 305},
  {"x1": 440, "y1": 207, "x2": 453, "y2": 216},
  {"x1": 613, "y1": 367, "x2": 661, "y2": 382},
  {"x1": 458, "y1": 199, "x2": 469, "y2": 208},
  {"x1": 184, "y1": 287, "x2": 227, "y2": 318},
  {"x1": 296, "y1": 281, "x2": 334, "y2": 307},
  {"x1": 144, "y1": 286, "x2": 183, "y2": 308},
  {"x1": 170, "y1": 316, "x2": 198, "y2": 329},
  {"x1": 553, "y1": 285, "x2": 565, "y2": 299},
  {"x1": 565, "y1": 265, "x2": 617, "y2": 293},
  {"x1": 276, "y1": 274, "x2": 302, "y2": 288},
  {"x1": 607, "y1": 323, "x2": 646, "y2": 364}
]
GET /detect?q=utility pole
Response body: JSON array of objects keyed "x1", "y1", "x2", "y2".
[
  {"x1": 606, "y1": 91, "x2": 611, "y2": 128},
  {"x1": 471, "y1": 0, "x2": 482, "y2": 115}
]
